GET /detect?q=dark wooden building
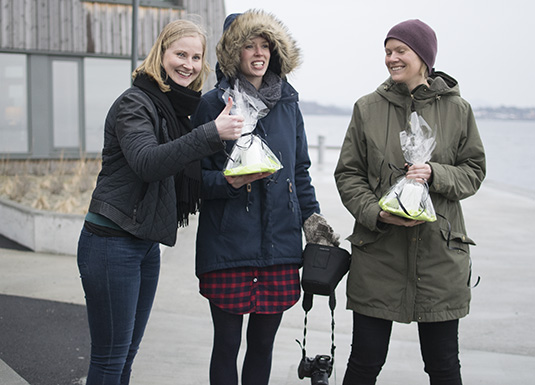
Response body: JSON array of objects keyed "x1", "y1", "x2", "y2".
[{"x1": 0, "y1": 0, "x2": 225, "y2": 158}]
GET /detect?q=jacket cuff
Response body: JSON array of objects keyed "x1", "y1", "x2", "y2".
[
  {"x1": 427, "y1": 161, "x2": 444, "y2": 193},
  {"x1": 367, "y1": 204, "x2": 383, "y2": 232},
  {"x1": 201, "y1": 121, "x2": 225, "y2": 152}
]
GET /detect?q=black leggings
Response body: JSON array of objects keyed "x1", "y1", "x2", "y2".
[
  {"x1": 343, "y1": 312, "x2": 462, "y2": 385},
  {"x1": 209, "y1": 302, "x2": 283, "y2": 385}
]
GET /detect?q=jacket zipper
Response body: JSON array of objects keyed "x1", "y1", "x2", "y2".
[
  {"x1": 246, "y1": 183, "x2": 252, "y2": 212},
  {"x1": 287, "y1": 178, "x2": 294, "y2": 212}
]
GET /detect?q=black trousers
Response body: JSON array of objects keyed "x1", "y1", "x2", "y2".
[
  {"x1": 343, "y1": 312, "x2": 462, "y2": 385},
  {"x1": 208, "y1": 302, "x2": 283, "y2": 385}
]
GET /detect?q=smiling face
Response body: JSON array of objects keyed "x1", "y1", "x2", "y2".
[
  {"x1": 239, "y1": 36, "x2": 271, "y2": 89},
  {"x1": 385, "y1": 38, "x2": 428, "y2": 91},
  {"x1": 162, "y1": 35, "x2": 203, "y2": 88}
]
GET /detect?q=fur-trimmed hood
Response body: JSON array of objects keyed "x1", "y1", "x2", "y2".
[{"x1": 216, "y1": 10, "x2": 301, "y2": 80}]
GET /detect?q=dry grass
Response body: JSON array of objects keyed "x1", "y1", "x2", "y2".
[{"x1": 0, "y1": 158, "x2": 101, "y2": 215}]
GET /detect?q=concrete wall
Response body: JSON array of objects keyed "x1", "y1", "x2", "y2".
[{"x1": 0, "y1": 198, "x2": 83, "y2": 255}]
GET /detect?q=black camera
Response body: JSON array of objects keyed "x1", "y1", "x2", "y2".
[{"x1": 298, "y1": 354, "x2": 333, "y2": 385}]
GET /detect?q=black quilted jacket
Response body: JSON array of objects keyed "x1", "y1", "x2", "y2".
[{"x1": 88, "y1": 86, "x2": 224, "y2": 246}]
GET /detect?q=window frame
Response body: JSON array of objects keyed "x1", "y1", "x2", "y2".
[
  {"x1": 80, "y1": 0, "x2": 183, "y2": 9},
  {"x1": 50, "y1": 57, "x2": 85, "y2": 154},
  {"x1": 0, "y1": 53, "x2": 29, "y2": 154}
]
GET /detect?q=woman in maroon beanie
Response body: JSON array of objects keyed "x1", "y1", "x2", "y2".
[{"x1": 335, "y1": 19, "x2": 486, "y2": 384}]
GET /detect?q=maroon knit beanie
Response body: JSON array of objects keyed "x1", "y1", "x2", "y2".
[{"x1": 385, "y1": 19, "x2": 437, "y2": 74}]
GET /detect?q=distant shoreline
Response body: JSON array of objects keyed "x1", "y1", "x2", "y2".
[
  {"x1": 300, "y1": 101, "x2": 535, "y2": 121},
  {"x1": 473, "y1": 106, "x2": 535, "y2": 121}
]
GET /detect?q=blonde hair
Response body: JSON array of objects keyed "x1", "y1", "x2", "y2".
[{"x1": 132, "y1": 19, "x2": 210, "y2": 92}]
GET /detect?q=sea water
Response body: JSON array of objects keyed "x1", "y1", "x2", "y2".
[{"x1": 303, "y1": 114, "x2": 535, "y2": 195}]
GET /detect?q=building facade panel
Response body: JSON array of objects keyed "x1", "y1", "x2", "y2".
[
  {"x1": 0, "y1": 0, "x2": 226, "y2": 159},
  {"x1": 0, "y1": 0, "x2": 191, "y2": 56}
]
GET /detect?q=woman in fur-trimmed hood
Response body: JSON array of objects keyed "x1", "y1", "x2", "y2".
[
  {"x1": 191, "y1": 9, "x2": 338, "y2": 385},
  {"x1": 215, "y1": 9, "x2": 301, "y2": 80}
]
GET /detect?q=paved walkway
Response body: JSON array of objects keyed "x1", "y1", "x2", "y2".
[{"x1": 1, "y1": 150, "x2": 534, "y2": 384}]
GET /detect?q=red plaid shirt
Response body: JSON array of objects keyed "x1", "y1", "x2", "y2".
[{"x1": 199, "y1": 264, "x2": 301, "y2": 314}]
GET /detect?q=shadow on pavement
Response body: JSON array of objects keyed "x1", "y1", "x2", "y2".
[{"x1": 0, "y1": 235, "x2": 31, "y2": 252}]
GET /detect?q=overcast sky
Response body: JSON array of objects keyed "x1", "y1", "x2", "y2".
[{"x1": 223, "y1": 0, "x2": 532, "y2": 109}]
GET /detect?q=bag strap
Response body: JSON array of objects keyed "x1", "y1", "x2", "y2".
[{"x1": 297, "y1": 292, "x2": 337, "y2": 360}]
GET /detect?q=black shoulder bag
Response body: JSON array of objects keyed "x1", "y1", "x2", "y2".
[{"x1": 297, "y1": 243, "x2": 351, "y2": 384}]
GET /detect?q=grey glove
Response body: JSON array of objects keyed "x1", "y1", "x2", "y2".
[{"x1": 303, "y1": 213, "x2": 340, "y2": 247}]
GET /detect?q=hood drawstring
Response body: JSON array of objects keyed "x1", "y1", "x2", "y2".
[
  {"x1": 256, "y1": 119, "x2": 268, "y2": 138},
  {"x1": 410, "y1": 96, "x2": 416, "y2": 112}
]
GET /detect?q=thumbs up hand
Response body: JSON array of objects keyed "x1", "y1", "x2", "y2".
[{"x1": 215, "y1": 97, "x2": 244, "y2": 141}]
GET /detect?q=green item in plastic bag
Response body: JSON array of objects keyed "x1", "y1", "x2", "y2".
[
  {"x1": 223, "y1": 133, "x2": 282, "y2": 176},
  {"x1": 221, "y1": 80, "x2": 283, "y2": 177},
  {"x1": 378, "y1": 112, "x2": 437, "y2": 222},
  {"x1": 378, "y1": 178, "x2": 436, "y2": 222},
  {"x1": 223, "y1": 163, "x2": 280, "y2": 176}
]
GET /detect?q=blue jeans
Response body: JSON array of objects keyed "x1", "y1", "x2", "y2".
[
  {"x1": 343, "y1": 312, "x2": 462, "y2": 385},
  {"x1": 77, "y1": 227, "x2": 160, "y2": 385}
]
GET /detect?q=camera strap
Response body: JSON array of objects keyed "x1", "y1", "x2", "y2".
[{"x1": 297, "y1": 291, "x2": 337, "y2": 360}]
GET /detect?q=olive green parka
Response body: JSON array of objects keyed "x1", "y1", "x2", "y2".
[{"x1": 334, "y1": 72, "x2": 486, "y2": 323}]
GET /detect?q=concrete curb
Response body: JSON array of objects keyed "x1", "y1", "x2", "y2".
[
  {"x1": 0, "y1": 360, "x2": 29, "y2": 385},
  {"x1": 0, "y1": 198, "x2": 83, "y2": 255}
]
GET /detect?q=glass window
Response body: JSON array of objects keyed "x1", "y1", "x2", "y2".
[
  {"x1": 52, "y1": 60, "x2": 80, "y2": 148},
  {"x1": 84, "y1": 58, "x2": 131, "y2": 153},
  {"x1": 0, "y1": 54, "x2": 28, "y2": 153}
]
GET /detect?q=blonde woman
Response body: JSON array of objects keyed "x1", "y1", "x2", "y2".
[{"x1": 77, "y1": 19, "x2": 242, "y2": 384}]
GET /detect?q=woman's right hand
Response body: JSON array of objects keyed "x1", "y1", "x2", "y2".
[
  {"x1": 378, "y1": 210, "x2": 425, "y2": 227},
  {"x1": 215, "y1": 97, "x2": 244, "y2": 141},
  {"x1": 225, "y1": 172, "x2": 273, "y2": 189}
]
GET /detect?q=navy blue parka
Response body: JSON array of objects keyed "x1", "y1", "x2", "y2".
[{"x1": 192, "y1": 76, "x2": 320, "y2": 276}]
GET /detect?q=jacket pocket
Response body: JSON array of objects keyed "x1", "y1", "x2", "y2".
[
  {"x1": 132, "y1": 182, "x2": 150, "y2": 224},
  {"x1": 347, "y1": 223, "x2": 384, "y2": 248},
  {"x1": 286, "y1": 178, "x2": 302, "y2": 228},
  {"x1": 219, "y1": 193, "x2": 257, "y2": 239},
  {"x1": 439, "y1": 228, "x2": 475, "y2": 253},
  {"x1": 369, "y1": 156, "x2": 386, "y2": 196}
]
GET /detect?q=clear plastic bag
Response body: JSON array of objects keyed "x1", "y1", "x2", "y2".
[
  {"x1": 378, "y1": 112, "x2": 437, "y2": 222},
  {"x1": 222, "y1": 80, "x2": 283, "y2": 176}
]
